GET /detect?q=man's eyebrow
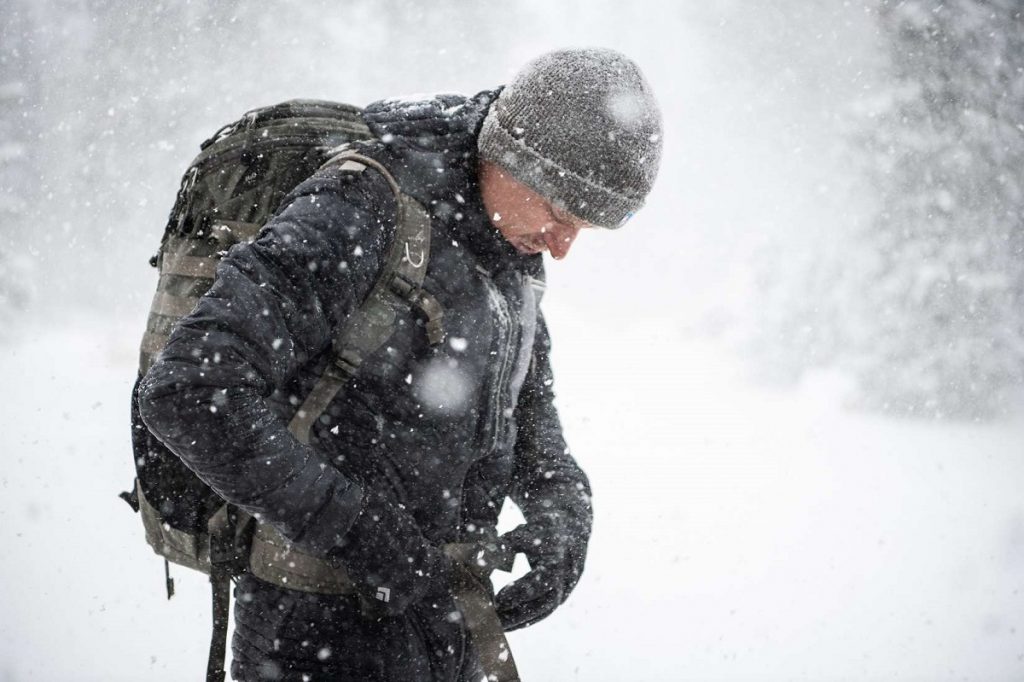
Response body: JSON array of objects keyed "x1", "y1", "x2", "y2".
[
  {"x1": 548, "y1": 203, "x2": 574, "y2": 224},
  {"x1": 550, "y1": 203, "x2": 590, "y2": 228}
]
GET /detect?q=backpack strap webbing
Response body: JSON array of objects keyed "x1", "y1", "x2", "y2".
[
  {"x1": 271, "y1": 151, "x2": 519, "y2": 679},
  {"x1": 246, "y1": 528, "x2": 521, "y2": 681},
  {"x1": 287, "y1": 150, "x2": 441, "y2": 445},
  {"x1": 205, "y1": 503, "x2": 252, "y2": 682},
  {"x1": 205, "y1": 569, "x2": 231, "y2": 682},
  {"x1": 451, "y1": 570, "x2": 521, "y2": 682}
]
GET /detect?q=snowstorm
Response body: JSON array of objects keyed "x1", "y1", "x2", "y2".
[{"x1": 2, "y1": 0, "x2": 1023, "y2": 680}]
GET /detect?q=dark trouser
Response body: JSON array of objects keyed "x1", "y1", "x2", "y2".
[{"x1": 230, "y1": 574, "x2": 485, "y2": 682}]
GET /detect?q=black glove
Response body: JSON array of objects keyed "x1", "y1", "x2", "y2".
[
  {"x1": 494, "y1": 511, "x2": 590, "y2": 631},
  {"x1": 326, "y1": 483, "x2": 452, "y2": 617},
  {"x1": 326, "y1": 484, "x2": 468, "y2": 679}
]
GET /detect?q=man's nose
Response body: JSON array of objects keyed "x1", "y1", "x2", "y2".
[{"x1": 545, "y1": 223, "x2": 580, "y2": 260}]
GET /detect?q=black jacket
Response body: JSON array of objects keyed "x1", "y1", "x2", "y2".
[{"x1": 137, "y1": 90, "x2": 592, "y2": 681}]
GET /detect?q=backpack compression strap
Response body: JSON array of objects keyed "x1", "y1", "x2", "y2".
[{"x1": 287, "y1": 150, "x2": 443, "y2": 445}]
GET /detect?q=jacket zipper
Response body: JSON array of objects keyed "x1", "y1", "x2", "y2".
[{"x1": 478, "y1": 268, "x2": 517, "y2": 457}]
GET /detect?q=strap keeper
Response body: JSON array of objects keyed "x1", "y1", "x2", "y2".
[
  {"x1": 332, "y1": 350, "x2": 362, "y2": 377},
  {"x1": 418, "y1": 291, "x2": 446, "y2": 345},
  {"x1": 388, "y1": 273, "x2": 421, "y2": 303},
  {"x1": 425, "y1": 318, "x2": 445, "y2": 346}
]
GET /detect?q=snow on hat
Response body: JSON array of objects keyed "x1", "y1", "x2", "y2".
[{"x1": 477, "y1": 47, "x2": 663, "y2": 229}]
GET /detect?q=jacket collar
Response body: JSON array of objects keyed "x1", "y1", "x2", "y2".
[{"x1": 361, "y1": 89, "x2": 540, "y2": 275}]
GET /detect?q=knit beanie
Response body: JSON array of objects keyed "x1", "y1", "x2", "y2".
[{"x1": 477, "y1": 48, "x2": 663, "y2": 229}]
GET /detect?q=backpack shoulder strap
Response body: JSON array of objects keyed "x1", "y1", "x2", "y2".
[{"x1": 287, "y1": 149, "x2": 443, "y2": 445}]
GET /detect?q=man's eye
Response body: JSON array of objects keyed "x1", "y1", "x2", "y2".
[
  {"x1": 550, "y1": 204, "x2": 584, "y2": 228},
  {"x1": 548, "y1": 205, "x2": 570, "y2": 226}
]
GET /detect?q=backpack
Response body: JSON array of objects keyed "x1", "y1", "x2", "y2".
[
  {"x1": 123, "y1": 100, "x2": 443, "y2": 681},
  {"x1": 124, "y1": 99, "x2": 517, "y2": 682}
]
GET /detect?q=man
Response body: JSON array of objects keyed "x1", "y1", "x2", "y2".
[{"x1": 138, "y1": 47, "x2": 662, "y2": 681}]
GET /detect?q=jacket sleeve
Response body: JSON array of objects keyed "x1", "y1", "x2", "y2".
[
  {"x1": 509, "y1": 313, "x2": 594, "y2": 537},
  {"x1": 137, "y1": 169, "x2": 389, "y2": 557}
]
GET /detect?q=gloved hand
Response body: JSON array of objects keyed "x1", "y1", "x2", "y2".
[
  {"x1": 326, "y1": 483, "x2": 452, "y2": 617},
  {"x1": 494, "y1": 511, "x2": 590, "y2": 631},
  {"x1": 326, "y1": 483, "x2": 468, "y2": 679}
]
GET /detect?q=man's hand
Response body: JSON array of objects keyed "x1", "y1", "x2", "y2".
[
  {"x1": 494, "y1": 512, "x2": 589, "y2": 631},
  {"x1": 325, "y1": 483, "x2": 450, "y2": 617},
  {"x1": 325, "y1": 483, "x2": 469, "y2": 680}
]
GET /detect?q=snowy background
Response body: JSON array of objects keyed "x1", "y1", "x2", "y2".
[{"x1": 3, "y1": 1, "x2": 1024, "y2": 680}]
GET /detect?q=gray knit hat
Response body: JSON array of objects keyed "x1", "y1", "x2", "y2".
[{"x1": 477, "y1": 47, "x2": 663, "y2": 229}]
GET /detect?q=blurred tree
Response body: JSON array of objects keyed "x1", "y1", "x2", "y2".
[
  {"x1": 0, "y1": 0, "x2": 38, "y2": 333},
  {"x1": 715, "y1": 1, "x2": 885, "y2": 385},
  {"x1": 851, "y1": 0, "x2": 1024, "y2": 417},
  {"x1": 36, "y1": 0, "x2": 250, "y2": 302}
]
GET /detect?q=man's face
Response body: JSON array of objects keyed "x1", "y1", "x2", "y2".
[{"x1": 478, "y1": 161, "x2": 591, "y2": 260}]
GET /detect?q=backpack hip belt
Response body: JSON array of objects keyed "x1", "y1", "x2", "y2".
[{"x1": 248, "y1": 521, "x2": 520, "y2": 682}]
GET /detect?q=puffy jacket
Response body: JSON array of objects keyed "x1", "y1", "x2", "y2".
[{"x1": 137, "y1": 90, "x2": 592, "y2": 681}]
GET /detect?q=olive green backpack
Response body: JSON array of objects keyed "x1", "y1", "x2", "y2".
[
  {"x1": 124, "y1": 100, "x2": 445, "y2": 681},
  {"x1": 124, "y1": 99, "x2": 516, "y2": 682}
]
